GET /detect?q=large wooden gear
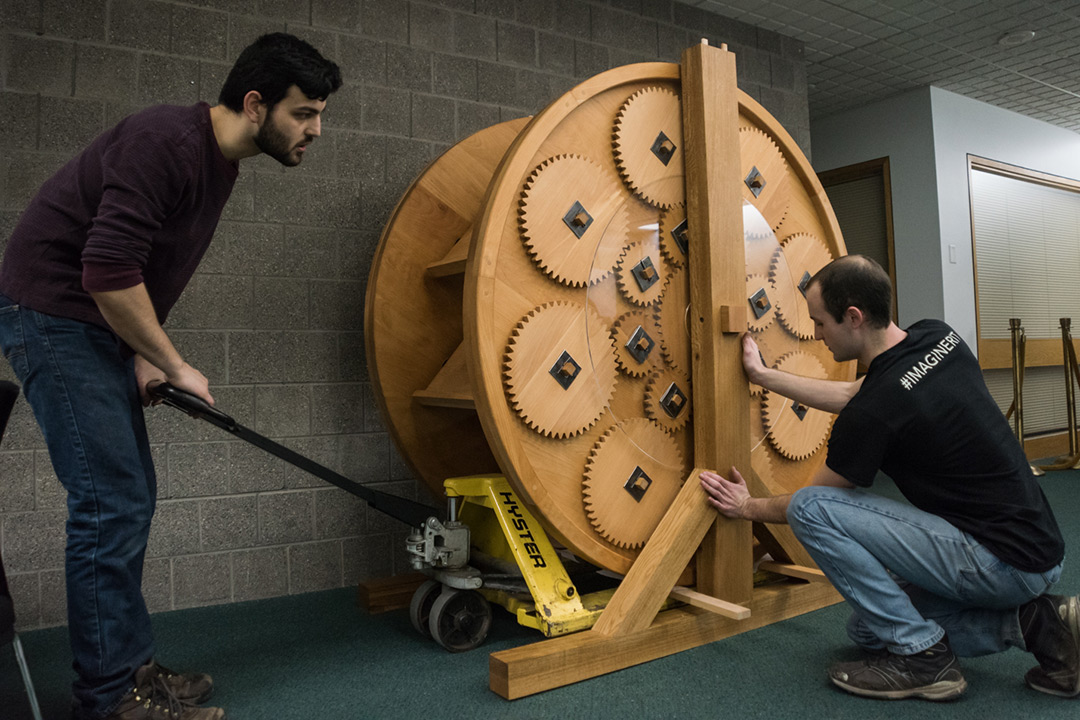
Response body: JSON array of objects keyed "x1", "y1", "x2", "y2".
[{"x1": 366, "y1": 59, "x2": 850, "y2": 576}]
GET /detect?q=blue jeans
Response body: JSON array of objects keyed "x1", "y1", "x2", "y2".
[
  {"x1": 787, "y1": 485, "x2": 1062, "y2": 657},
  {"x1": 0, "y1": 295, "x2": 156, "y2": 719}
]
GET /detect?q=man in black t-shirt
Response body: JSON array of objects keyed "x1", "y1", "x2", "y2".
[{"x1": 700, "y1": 255, "x2": 1078, "y2": 701}]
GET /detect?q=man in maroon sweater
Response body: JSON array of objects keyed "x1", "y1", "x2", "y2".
[{"x1": 0, "y1": 34, "x2": 340, "y2": 720}]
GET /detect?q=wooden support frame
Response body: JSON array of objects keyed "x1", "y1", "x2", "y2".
[{"x1": 487, "y1": 42, "x2": 843, "y2": 700}]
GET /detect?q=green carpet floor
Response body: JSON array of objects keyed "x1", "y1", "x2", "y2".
[{"x1": 3, "y1": 470, "x2": 1080, "y2": 719}]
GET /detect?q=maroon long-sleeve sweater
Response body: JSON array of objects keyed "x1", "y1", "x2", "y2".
[{"x1": 0, "y1": 102, "x2": 238, "y2": 331}]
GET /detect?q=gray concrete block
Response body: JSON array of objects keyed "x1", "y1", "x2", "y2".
[
  {"x1": 259, "y1": 490, "x2": 315, "y2": 545},
  {"x1": 538, "y1": 32, "x2": 574, "y2": 75},
  {"x1": 147, "y1": 500, "x2": 201, "y2": 558},
  {"x1": 433, "y1": 54, "x2": 477, "y2": 100},
  {"x1": 199, "y1": 61, "x2": 233, "y2": 104},
  {"x1": 258, "y1": 0, "x2": 311, "y2": 22},
  {"x1": 2, "y1": 510, "x2": 66, "y2": 573},
  {"x1": 146, "y1": 386, "x2": 254, "y2": 444},
  {"x1": 453, "y1": 12, "x2": 498, "y2": 60},
  {"x1": 282, "y1": 331, "x2": 339, "y2": 383},
  {"x1": 7, "y1": 571, "x2": 40, "y2": 631},
  {"x1": 477, "y1": 61, "x2": 518, "y2": 106},
  {"x1": 313, "y1": 486, "x2": 365, "y2": 539},
  {"x1": 574, "y1": 41, "x2": 610, "y2": 78},
  {"x1": 0, "y1": 450, "x2": 34, "y2": 512},
  {"x1": 335, "y1": 132, "x2": 385, "y2": 183},
  {"x1": 359, "y1": 181, "x2": 398, "y2": 231},
  {"x1": 169, "y1": 330, "x2": 228, "y2": 386},
  {"x1": 283, "y1": 225, "x2": 345, "y2": 278},
  {"x1": 338, "y1": 332, "x2": 368, "y2": 382},
  {"x1": 1, "y1": 0, "x2": 41, "y2": 32},
  {"x1": 109, "y1": 0, "x2": 172, "y2": 53},
  {"x1": 38, "y1": 568, "x2": 67, "y2": 627},
  {"x1": 360, "y1": 0, "x2": 407, "y2": 42},
  {"x1": 313, "y1": 0, "x2": 360, "y2": 29},
  {"x1": 554, "y1": 0, "x2": 591, "y2": 41},
  {"x1": 336, "y1": 37, "x2": 385, "y2": 87},
  {"x1": 5, "y1": 36, "x2": 73, "y2": 96},
  {"x1": 771, "y1": 55, "x2": 797, "y2": 93},
  {"x1": 75, "y1": 45, "x2": 140, "y2": 102},
  {"x1": 361, "y1": 383, "x2": 384, "y2": 433},
  {"x1": 756, "y1": 27, "x2": 785, "y2": 56},
  {"x1": 411, "y1": 94, "x2": 456, "y2": 142},
  {"x1": 43, "y1": 0, "x2": 104, "y2": 40},
  {"x1": 252, "y1": 172, "x2": 312, "y2": 224},
  {"x1": 34, "y1": 450, "x2": 66, "y2": 510},
  {"x1": 254, "y1": 278, "x2": 309, "y2": 330},
  {"x1": 322, "y1": 82, "x2": 363, "y2": 129},
  {"x1": 137, "y1": 54, "x2": 200, "y2": 107},
  {"x1": 255, "y1": 384, "x2": 312, "y2": 437},
  {"x1": 141, "y1": 557, "x2": 172, "y2": 613},
  {"x1": 384, "y1": 135, "x2": 433, "y2": 185},
  {"x1": 426, "y1": 0, "x2": 472, "y2": 10},
  {"x1": 227, "y1": 331, "x2": 286, "y2": 384},
  {"x1": 167, "y1": 442, "x2": 230, "y2": 498},
  {"x1": 173, "y1": 553, "x2": 232, "y2": 609},
  {"x1": 409, "y1": 4, "x2": 455, "y2": 52},
  {"x1": 308, "y1": 280, "x2": 365, "y2": 331},
  {"x1": 388, "y1": 440, "x2": 414, "y2": 482},
  {"x1": 39, "y1": 96, "x2": 106, "y2": 155},
  {"x1": 167, "y1": 274, "x2": 254, "y2": 330},
  {"x1": 735, "y1": 46, "x2": 771, "y2": 88},
  {"x1": 361, "y1": 85, "x2": 410, "y2": 135},
  {"x1": 516, "y1": 0, "x2": 556, "y2": 28},
  {"x1": 342, "y1": 534, "x2": 393, "y2": 584},
  {"x1": 338, "y1": 432, "x2": 388, "y2": 486},
  {"x1": 221, "y1": 169, "x2": 255, "y2": 222},
  {"x1": 637, "y1": 0, "x2": 673, "y2": 21},
  {"x1": 590, "y1": 5, "x2": 658, "y2": 55},
  {"x1": 227, "y1": 14, "x2": 288, "y2": 59},
  {"x1": 515, "y1": 68, "x2": 559, "y2": 113},
  {"x1": 2, "y1": 151, "x2": 68, "y2": 210},
  {"x1": 288, "y1": 539, "x2": 342, "y2": 592},
  {"x1": 201, "y1": 495, "x2": 259, "y2": 551},
  {"x1": 2, "y1": 400, "x2": 45, "y2": 452},
  {"x1": 171, "y1": 6, "x2": 229, "y2": 60},
  {"x1": 229, "y1": 441, "x2": 286, "y2": 493},
  {"x1": 475, "y1": 0, "x2": 515, "y2": 21},
  {"x1": 498, "y1": 22, "x2": 538, "y2": 67},
  {"x1": 306, "y1": 177, "x2": 363, "y2": 229},
  {"x1": 456, "y1": 100, "x2": 500, "y2": 141},
  {"x1": 282, "y1": 435, "x2": 339, "y2": 489},
  {"x1": 293, "y1": 127, "x2": 338, "y2": 179},
  {"x1": 232, "y1": 546, "x2": 288, "y2": 600},
  {"x1": 283, "y1": 23, "x2": 340, "y2": 65},
  {"x1": 151, "y1": 443, "x2": 168, "y2": 500},
  {"x1": 363, "y1": 479, "x2": 415, "y2": 535},
  {"x1": 311, "y1": 383, "x2": 364, "y2": 435},
  {"x1": 213, "y1": 221, "x2": 282, "y2": 275},
  {"x1": 387, "y1": 45, "x2": 433, "y2": 93},
  {"x1": 657, "y1": 23, "x2": 692, "y2": 63}
]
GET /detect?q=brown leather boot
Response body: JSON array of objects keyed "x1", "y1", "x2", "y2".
[
  {"x1": 1020, "y1": 594, "x2": 1080, "y2": 697},
  {"x1": 151, "y1": 662, "x2": 214, "y2": 705},
  {"x1": 102, "y1": 662, "x2": 226, "y2": 719}
]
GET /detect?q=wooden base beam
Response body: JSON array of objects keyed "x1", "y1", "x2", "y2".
[
  {"x1": 356, "y1": 572, "x2": 428, "y2": 615},
  {"x1": 490, "y1": 580, "x2": 842, "y2": 699}
]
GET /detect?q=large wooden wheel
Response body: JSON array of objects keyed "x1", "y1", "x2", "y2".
[{"x1": 366, "y1": 62, "x2": 851, "y2": 576}]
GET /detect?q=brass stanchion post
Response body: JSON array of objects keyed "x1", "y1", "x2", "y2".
[{"x1": 1009, "y1": 318, "x2": 1044, "y2": 476}]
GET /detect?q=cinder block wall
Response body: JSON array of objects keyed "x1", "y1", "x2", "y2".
[{"x1": 0, "y1": 0, "x2": 808, "y2": 630}]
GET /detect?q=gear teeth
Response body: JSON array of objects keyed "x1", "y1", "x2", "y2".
[
  {"x1": 613, "y1": 87, "x2": 685, "y2": 210},
  {"x1": 643, "y1": 366, "x2": 692, "y2": 433},
  {"x1": 762, "y1": 350, "x2": 833, "y2": 461},
  {"x1": 770, "y1": 232, "x2": 834, "y2": 341},
  {"x1": 739, "y1": 126, "x2": 790, "y2": 235},
  {"x1": 520, "y1": 154, "x2": 629, "y2": 288},
  {"x1": 582, "y1": 418, "x2": 685, "y2": 549},
  {"x1": 504, "y1": 301, "x2": 618, "y2": 439},
  {"x1": 746, "y1": 272, "x2": 777, "y2": 333},
  {"x1": 611, "y1": 311, "x2": 663, "y2": 378},
  {"x1": 616, "y1": 239, "x2": 668, "y2": 307}
]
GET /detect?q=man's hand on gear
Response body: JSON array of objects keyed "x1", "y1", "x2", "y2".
[
  {"x1": 742, "y1": 333, "x2": 767, "y2": 384},
  {"x1": 700, "y1": 467, "x2": 752, "y2": 519}
]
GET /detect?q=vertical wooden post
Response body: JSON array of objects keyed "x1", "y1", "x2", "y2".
[
  {"x1": 590, "y1": 42, "x2": 752, "y2": 638},
  {"x1": 681, "y1": 41, "x2": 753, "y2": 604}
]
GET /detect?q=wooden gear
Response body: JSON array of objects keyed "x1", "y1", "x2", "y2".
[{"x1": 365, "y1": 44, "x2": 853, "y2": 698}]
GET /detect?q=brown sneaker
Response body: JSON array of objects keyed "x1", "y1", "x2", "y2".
[
  {"x1": 151, "y1": 662, "x2": 214, "y2": 704},
  {"x1": 103, "y1": 662, "x2": 226, "y2": 719}
]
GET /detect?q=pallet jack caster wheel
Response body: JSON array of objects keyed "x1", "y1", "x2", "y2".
[
  {"x1": 428, "y1": 588, "x2": 493, "y2": 652},
  {"x1": 409, "y1": 580, "x2": 442, "y2": 638}
]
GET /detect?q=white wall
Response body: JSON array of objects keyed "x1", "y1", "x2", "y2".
[{"x1": 811, "y1": 85, "x2": 1080, "y2": 350}]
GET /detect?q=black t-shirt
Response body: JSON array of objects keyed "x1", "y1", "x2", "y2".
[{"x1": 827, "y1": 319, "x2": 1064, "y2": 573}]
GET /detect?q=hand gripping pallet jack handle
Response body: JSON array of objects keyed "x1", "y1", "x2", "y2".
[{"x1": 147, "y1": 381, "x2": 441, "y2": 529}]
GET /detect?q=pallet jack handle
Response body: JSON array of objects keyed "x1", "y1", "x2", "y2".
[{"x1": 148, "y1": 381, "x2": 441, "y2": 529}]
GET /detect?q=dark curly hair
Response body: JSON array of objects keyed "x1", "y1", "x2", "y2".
[{"x1": 218, "y1": 33, "x2": 342, "y2": 112}]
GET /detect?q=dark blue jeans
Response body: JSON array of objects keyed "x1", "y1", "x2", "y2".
[{"x1": 0, "y1": 295, "x2": 156, "y2": 719}]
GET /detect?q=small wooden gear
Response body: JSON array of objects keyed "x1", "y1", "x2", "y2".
[
  {"x1": 772, "y1": 232, "x2": 834, "y2": 340},
  {"x1": 657, "y1": 206, "x2": 688, "y2": 268},
  {"x1": 644, "y1": 366, "x2": 692, "y2": 432},
  {"x1": 763, "y1": 351, "x2": 834, "y2": 461},
  {"x1": 616, "y1": 237, "x2": 668, "y2": 307},
  {"x1": 520, "y1": 154, "x2": 629, "y2": 287},
  {"x1": 655, "y1": 265, "x2": 691, "y2": 373},
  {"x1": 613, "y1": 87, "x2": 685, "y2": 209},
  {"x1": 611, "y1": 310, "x2": 664, "y2": 378},
  {"x1": 582, "y1": 418, "x2": 686, "y2": 549},
  {"x1": 745, "y1": 273, "x2": 778, "y2": 333},
  {"x1": 739, "y1": 126, "x2": 790, "y2": 234},
  {"x1": 504, "y1": 302, "x2": 618, "y2": 439}
]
